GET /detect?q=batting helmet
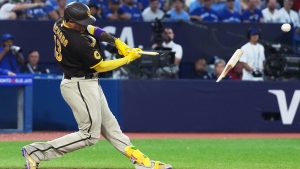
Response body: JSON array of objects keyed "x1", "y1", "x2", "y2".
[
  {"x1": 63, "y1": 2, "x2": 96, "y2": 25},
  {"x1": 1, "y1": 33, "x2": 13, "y2": 42}
]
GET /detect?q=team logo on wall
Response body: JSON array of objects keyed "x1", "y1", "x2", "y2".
[{"x1": 269, "y1": 90, "x2": 300, "y2": 125}]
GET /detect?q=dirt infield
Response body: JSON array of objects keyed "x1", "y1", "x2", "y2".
[{"x1": 0, "y1": 132, "x2": 299, "y2": 141}]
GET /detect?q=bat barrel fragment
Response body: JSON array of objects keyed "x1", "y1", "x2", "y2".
[{"x1": 216, "y1": 49, "x2": 243, "y2": 82}]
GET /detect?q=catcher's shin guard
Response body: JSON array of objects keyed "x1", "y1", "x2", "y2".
[{"x1": 124, "y1": 146, "x2": 172, "y2": 169}]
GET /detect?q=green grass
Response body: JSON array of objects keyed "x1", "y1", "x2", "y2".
[{"x1": 1, "y1": 138, "x2": 300, "y2": 169}]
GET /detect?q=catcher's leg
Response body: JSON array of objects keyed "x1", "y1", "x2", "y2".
[{"x1": 98, "y1": 86, "x2": 172, "y2": 169}]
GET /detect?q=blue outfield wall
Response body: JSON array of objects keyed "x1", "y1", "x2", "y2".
[
  {"x1": 27, "y1": 78, "x2": 300, "y2": 132},
  {"x1": 31, "y1": 78, "x2": 121, "y2": 131}
]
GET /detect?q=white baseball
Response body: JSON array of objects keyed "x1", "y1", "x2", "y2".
[{"x1": 281, "y1": 23, "x2": 291, "y2": 32}]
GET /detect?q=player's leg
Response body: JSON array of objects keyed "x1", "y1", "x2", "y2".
[
  {"x1": 98, "y1": 86, "x2": 172, "y2": 169},
  {"x1": 22, "y1": 79, "x2": 102, "y2": 168}
]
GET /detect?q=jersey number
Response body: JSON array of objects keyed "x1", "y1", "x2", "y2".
[{"x1": 54, "y1": 35, "x2": 62, "y2": 62}]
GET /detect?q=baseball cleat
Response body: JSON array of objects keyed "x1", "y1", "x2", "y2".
[
  {"x1": 22, "y1": 147, "x2": 39, "y2": 169},
  {"x1": 151, "y1": 160, "x2": 172, "y2": 169},
  {"x1": 134, "y1": 160, "x2": 172, "y2": 169}
]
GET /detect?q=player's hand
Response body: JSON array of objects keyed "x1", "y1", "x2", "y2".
[
  {"x1": 36, "y1": 2, "x2": 45, "y2": 7},
  {"x1": 7, "y1": 71, "x2": 16, "y2": 76},
  {"x1": 125, "y1": 48, "x2": 142, "y2": 63},
  {"x1": 115, "y1": 38, "x2": 131, "y2": 57}
]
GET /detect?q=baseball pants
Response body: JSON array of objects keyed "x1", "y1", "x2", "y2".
[{"x1": 24, "y1": 77, "x2": 132, "y2": 162}]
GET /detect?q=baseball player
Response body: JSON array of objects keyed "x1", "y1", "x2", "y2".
[{"x1": 21, "y1": 2, "x2": 172, "y2": 169}]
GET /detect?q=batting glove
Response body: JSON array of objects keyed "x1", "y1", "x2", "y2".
[
  {"x1": 115, "y1": 38, "x2": 131, "y2": 57},
  {"x1": 125, "y1": 48, "x2": 142, "y2": 63}
]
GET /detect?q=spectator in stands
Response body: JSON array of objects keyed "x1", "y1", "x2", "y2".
[
  {"x1": 26, "y1": 0, "x2": 59, "y2": 20},
  {"x1": 48, "y1": 0, "x2": 58, "y2": 10},
  {"x1": 103, "y1": 0, "x2": 122, "y2": 20},
  {"x1": 241, "y1": 0, "x2": 265, "y2": 23},
  {"x1": 186, "y1": 58, "x2": 212, "y2": 79},
  {"x1": 211, "y1": 0, "x2": 226, "y2": 13},
  {"x1": 88, "y1": 4, "x2": 102, "y2": 20},
  {"x1": 152, "y1": 28, "x2": 183, "y2": 78},
  {"x1": 119, "y1": 0, "x2": 143, "y2": 21},
  {"x1": 0, "y1": 33, "x2": 24, "y2": 74},
  {"x1": 233, "y1": 0, "x2": 241, "y2": 12},
  {"x1": 55, "y1": 0, "x2": 66, "y2": 18},
  {"x1": 0, "y1": 68, "x2": 16, "y2": 75},
  {"x1": 89, "y1": 0, "x2": 107, "y2": 12},
  {"x1": 190, "y1": 0, "x2": 220, "y2": 22},
  {"x1": 278, "y1": 0, "x2": 300, "y2": 31},
  {"x1": 189, "y1": 0, "x2": 203, "y2": 13},
  {"x1": 164, "y1": 0, "x2": 190, "y2": 22},
  {"x1": 228, "y1": 61, "x2": 243, "y2": 80},
  {"x1": 293, "y1": 0, "x2": 300, "y2": 12},
  {"x1": 259, "y1": 0, "x2": 281, "y2": 10},
  {"x1": 138, "y1": 0, "x2": 165, "y2": 12},
  {"x1": 0, "y1": 0, "x2": 45, "y2": 20},
  {"x1": 262, "y1": 0, "x2": 281, "y2": 23},
  {"x1": 240, "y1": 27, "x2": 265, "y2": 81},
  {"x1": 20, "y1": 50, "x2": 50, "y2": 74},
  {"x1": 210, "y1": 58, "x2": 231, "y2": 80},
  {"x1": 219, "y1": 0, "x2": 241, "y2": 22},
  {"x1": 67, "y1": 0, "x2": 87, "y2": 6},
  {"x1": 142, "y1": 0, "x2": 165, "y2": 21}
]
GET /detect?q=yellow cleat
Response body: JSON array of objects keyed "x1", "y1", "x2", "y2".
[
  {"x1": 22, "y1": 148, "x2": 39, "y2": 169},
  {"x1": 125, "y1": 146, "x2": 152, "y2": 167},
  {"x1": 125, "y1": 146, "x2": 172, "y2": 169},
  {"x1": 152, "y1": 161, "x2": 172, "y2": 169}
]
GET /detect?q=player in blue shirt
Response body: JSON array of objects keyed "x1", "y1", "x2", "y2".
[
  {"x1": 89, "y1": 0, "x2": 108, "y2": 11},
  {"x1": 219, "y1": 0, "x2": 241, "y2": 22},
  {"x1": 241, "y1": 0, "x2": 264, "y2": 23},
  {"x1": 0, "y1": 34, "x2": 24, "y2": 74},
  {"x1": 189, "y1": 0, "x2": 203, "y2": 13},
  {"x1": 164, "y1": 0, "x2": 190, "y2": 22},
  {"x1": 190, "y1": 0, "x2": 220, "y2": 22},
  {"x1": 120, "y1": 0, "x2": 143, "y2": 21},
  {"x1": 26, "y1": 0, "x2": 59, "y2": 20},
  {"x1": 103, "y1": 0, "x2": 123, "y2": 20}
]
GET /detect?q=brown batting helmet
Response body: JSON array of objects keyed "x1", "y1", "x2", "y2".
[{"x1": 64, "y1": 2, "x2": 96, "y2": 25}]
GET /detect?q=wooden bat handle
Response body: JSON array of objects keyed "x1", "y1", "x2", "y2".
[{"x1": 138, "y1": 51, "x2": 159, "y2": 55}]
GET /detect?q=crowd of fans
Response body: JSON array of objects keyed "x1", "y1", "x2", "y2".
[{"x1": 0, "y1": 0, "x2": 300, "y2": 26}]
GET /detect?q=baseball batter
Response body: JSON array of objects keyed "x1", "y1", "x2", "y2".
[{"x1": 21, "y1": 2, "x2": 172, "y2": 169}]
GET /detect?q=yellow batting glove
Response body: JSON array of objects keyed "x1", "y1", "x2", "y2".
[
  {"x1": 115, "y1": 38, "x2": 131, "y2": 56},
  {"x1": 125, "y1": 48, "x2": 142, "y2": 63}
]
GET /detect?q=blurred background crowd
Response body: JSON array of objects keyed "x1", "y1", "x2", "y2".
[
  {"x1": 0, "y1": 0, "x2": 299, "y2": 24},
  {"x1": 0, "y1": 0, "x2": 300, "y2": 81}
]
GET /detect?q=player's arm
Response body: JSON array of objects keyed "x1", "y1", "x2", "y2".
[
  {"x1": 240, "y1": 61, "x2": 254, "y2": 72},
  {"x1": 12, "y1": 2, "x2": 45, "y2": 11},
  {"x1": 91, "y1": 48, "x2": 142, "y2": 73},
  {"x1": 14, "y1": 52, "x2": 25, "y2": 65},
  {"x1": 87, "y1": 25, "x2": 131, "y2": 56}
]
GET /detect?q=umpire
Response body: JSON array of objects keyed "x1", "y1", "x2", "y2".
[{"x1": 21, "y1": 2, "x2": 172, "y2": 169}]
